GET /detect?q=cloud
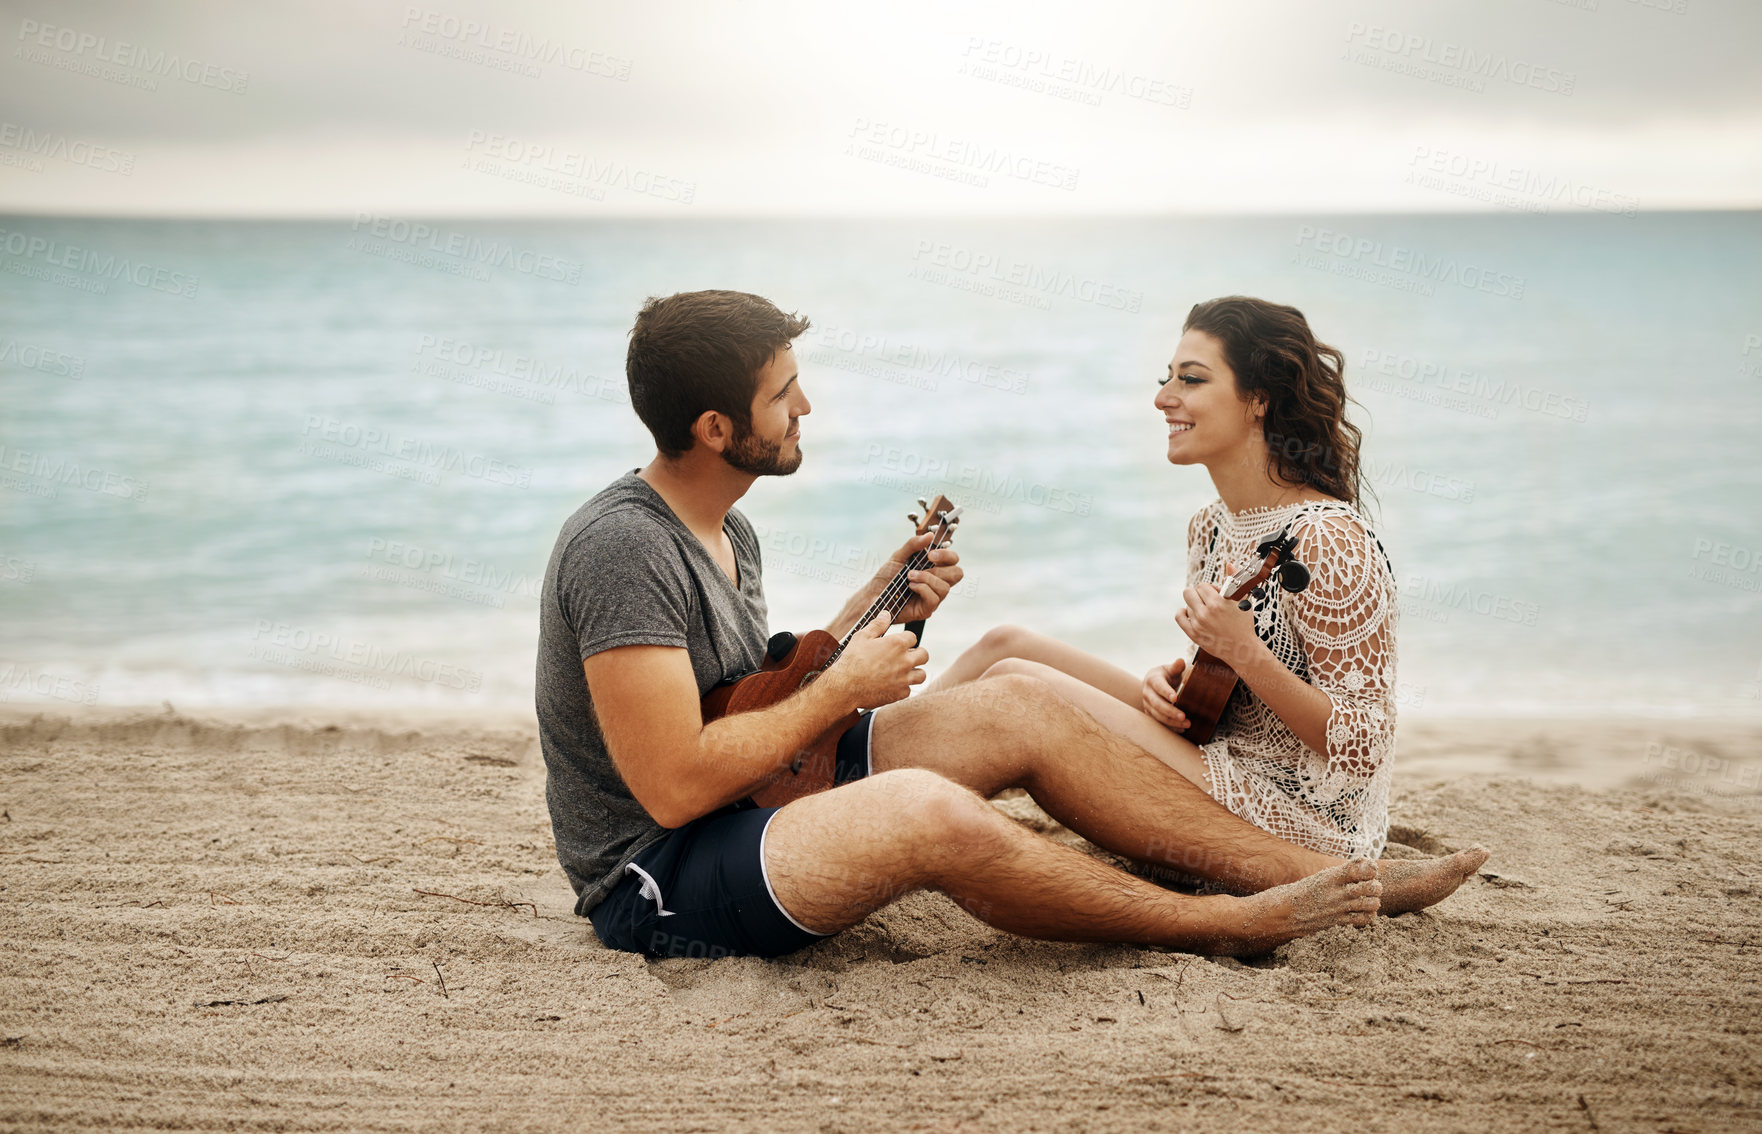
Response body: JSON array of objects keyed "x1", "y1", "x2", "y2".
[{"x1": 1, "y1": 0, "x2": 1757, "y2": 215}]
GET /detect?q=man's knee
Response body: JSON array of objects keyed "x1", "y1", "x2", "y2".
[
  {"x1": 980, "y1": 656, "x2": 1037, "y2": 681},
  {"x1": 938, "y1": 671, "x2": 1060, "y2": 755},
  {"x1": 979, "y1": 672, "x2": 1043, "y2": 700},
  {"x1": 866, "y1": 766, "x2": 968, "y2": 813},
  {"x1": 869, "y1": 768, "x2": 1006, "y2": 863}
]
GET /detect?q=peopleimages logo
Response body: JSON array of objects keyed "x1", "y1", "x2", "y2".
[
  {"x1": 1361, "y1": 349, "x2": 1588, "y2": 422},
  {"x1": 398, "y1": 7, "x2": 632, "y2": 80},
  {"x1": 0, "y1": 665, "x2": 100, "y2": 705},
  {"x1": 1407, "y1": 145, "x2": 1637, "y2": 218},
  {"x1": 462, "y1": 132, "x2": 695, "y2": 204},
  {"x1": 0, "y1": 227, "x2": 199, "y2": 297},
  {"x1": 0, "y1": 123, "x2": 135, "y2": 174},
  {"x1": 363, "y1": 537, "x2": 542, "y2": 601},
  {"x1": 249, "y1": 621, "x2": 483, "y2": 692},
  {"x1": 810, "y1": 325, "x2": 1030, "y2": 395},
  {"x1": 300, "y1": 416, "x2": 535, "y2": 489},
  {"x1": 15, "y1": 18, "x2": 250, "y2": 93},
  {"x1": 348, "y1": 214, "x2": 583, "y2": 284},
  {"x1": 1401, "y1": 575, "x2": 1541, "y2": 626},
  {"x1": 910, "y1": 240, "x2": 1142, "y2": 312},
  {"x1": 411, "y1": 335, "x2": 626, "y2": 403},
  {"x1": 1342, "y1": 21, "x2": 1576, "y2": 96},
  {"x1": 862, "y1": 443, "x2": 1093, "y2": 516},
  {"x1": 957, "y1": 37, "x2": 1192, "y2": 109},
  {"x1": 1293, "y1": 225, "x2": 1526, "y2": 300},
  {"x1": 847, "y1": 118, "x2": 1081, "y2": 192},
  {"x1": 0, "y1": 444, "x2": 149, "y2": 500},
  {"x1": 0, "y1": 336, "x2": 85, "y2": 378}
]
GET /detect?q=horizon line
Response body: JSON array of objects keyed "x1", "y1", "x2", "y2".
[{"x1": 1, "y1": 204, "x2": 1757, "y2": 222}]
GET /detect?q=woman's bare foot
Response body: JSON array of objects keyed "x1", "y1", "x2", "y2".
[
  {"x1": 1201, "y1": 859, "x2": 1382, "y2": 956},
  {"x1": 1376, "y1": 847, "x2": 1490, "y2": 914}
]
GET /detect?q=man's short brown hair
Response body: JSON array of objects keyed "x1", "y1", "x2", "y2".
[{"x1": 625, "y1": 290, "x2": 812, "y2": 458}]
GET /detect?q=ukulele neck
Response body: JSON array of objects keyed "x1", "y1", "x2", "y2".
[
  {"x1": 1216, "y1": 566, "x2": 1259, "y2": 603},
  {"x1": 828, "y1": 537, "x2": 946, "y2": 664}
]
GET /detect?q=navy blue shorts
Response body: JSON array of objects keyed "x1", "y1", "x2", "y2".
[{"x1": 588, "y1": 711, "x2": 875, "y2": 960}]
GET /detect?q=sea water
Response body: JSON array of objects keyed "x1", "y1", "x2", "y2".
[{"x1": 1, "y1": 212, "x2": 1758, "y2": 717}]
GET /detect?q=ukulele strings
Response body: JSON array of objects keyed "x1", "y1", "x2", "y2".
[
  {"x1": 837, "y1": 546, "x2": 934, "y2": 649},
  {"x1": 831, "y1": 524, "x2": 951, "y2": 657},
  {"x1": 1222, "y1": 544, "x2": 1288, "y2": 602}
]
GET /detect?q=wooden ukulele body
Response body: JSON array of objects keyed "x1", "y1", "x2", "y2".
[
  {"x1": 700, "y1": 629, "x2": 860, "y2": 808},
  {"x1": 1170, "y1": 649, "x2": 1238, "y2": 745},
  {"x1": 699, "y1": 495, "x2": 959, "y2": 810}
]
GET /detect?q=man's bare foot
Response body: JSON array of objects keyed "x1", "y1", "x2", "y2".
[
  {"x1": 1376, "y1": 847, "x2": 1490, "y2": 915},
  {"x1": 1201, "y1": 859, "x2": 1381, "y2": 956}
]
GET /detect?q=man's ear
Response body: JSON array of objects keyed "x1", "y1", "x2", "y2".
[{"x1": 691, "y1": 410, "x2": 731, "y2": 455}]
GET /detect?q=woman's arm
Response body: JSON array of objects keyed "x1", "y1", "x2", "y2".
[
  {"x1": 1176, "y1": 511, "x2": 1396, "y2": 777},
  {"x1": 1272, "y1": 511, "x2": 1397, "y2": 778},
  {"x1": 1234, "y1": 641, "x2": 1336, "y2": 756},
  {"x1": 1176, "y1": 577, "x2": 1334, "y2": 755}
]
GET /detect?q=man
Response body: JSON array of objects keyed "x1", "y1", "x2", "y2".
[{"x1": 536, "y1": 290, "x2": 1486, "y2": 961}]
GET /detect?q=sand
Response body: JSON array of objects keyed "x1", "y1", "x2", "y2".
[{"x1": 1, "y1": 703, "x2": 1758, "y2": 1132}]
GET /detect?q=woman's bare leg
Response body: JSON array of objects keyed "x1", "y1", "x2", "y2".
[
  {"x1": 977, "y1": 657, "x2": 1212, "y2": 791},
  {"x1": 928, "y1": 624, "x2": 1145, "y2": 704}
]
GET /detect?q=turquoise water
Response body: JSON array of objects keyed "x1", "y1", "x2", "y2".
[{"x1": 2, "y1": 213, "x2": 1759, "y2": 717}]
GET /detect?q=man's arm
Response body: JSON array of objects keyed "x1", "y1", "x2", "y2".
[{"x1": 586, "y1": 613, "x2": 926, "y2": 828}]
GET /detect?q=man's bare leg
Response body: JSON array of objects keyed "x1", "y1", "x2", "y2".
[
  {"x1": 765, "y1": 768, "x2": 1382, "y2": 956},
  {"x1": 869, "y1": 672, "x2": 1487, "y2": 915}
]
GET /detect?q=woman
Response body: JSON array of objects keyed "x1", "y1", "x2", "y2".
[{"x1": 930, "y1": 296, "x2": 1397, "y2": 861}]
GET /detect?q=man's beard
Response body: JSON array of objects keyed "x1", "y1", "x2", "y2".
[{"x1": 724, "y1": 421, "x2": 802, "y2": 476}]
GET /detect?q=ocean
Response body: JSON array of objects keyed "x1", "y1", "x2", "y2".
[{"x1": 2, "y1": 212, "x2": 1758, "y2": 718}]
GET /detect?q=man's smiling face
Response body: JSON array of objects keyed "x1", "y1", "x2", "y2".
[{"x1": 725, "y1": 342, "x2": 811, "y2": 477}]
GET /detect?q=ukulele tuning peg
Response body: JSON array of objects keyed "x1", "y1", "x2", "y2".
[
  {"x1": 1277, "y1": 561, "x2": 1312, "y2": 593},
  {"x1": 916, "y1": 497, "x2": 931, "y2": 512},
  {"x1": 907, "y1": 513, "x2": 920, "y2": 526}
]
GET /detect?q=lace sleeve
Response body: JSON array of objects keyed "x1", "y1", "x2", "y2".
[
  {"x1": 1286, "y1": 510, "x2": 1397, "y2": 780},
  {"x1": 1184, "y1": 504, "x2": 1212, "y2": 587}
]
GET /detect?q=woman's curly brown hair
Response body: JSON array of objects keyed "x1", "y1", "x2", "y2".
[{"x1": 1182, "y1": 296, "x2": 1372, "y2": 514}]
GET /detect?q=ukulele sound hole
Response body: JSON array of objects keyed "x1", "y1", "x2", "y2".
[{"x1": 799, "y1": 669, "x2": 822, "y2": 689}]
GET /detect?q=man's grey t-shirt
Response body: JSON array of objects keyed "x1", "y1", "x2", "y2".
[{"x1": 536, "y1": 469, "x2": 769, "y2": 916}]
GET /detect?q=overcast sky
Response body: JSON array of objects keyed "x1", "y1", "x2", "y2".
[{"x1": 2, "y1": 0, "x2": 1758, "y2": 215}]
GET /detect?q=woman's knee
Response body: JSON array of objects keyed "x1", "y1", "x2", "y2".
[{"x1": 974, "y1": 623, "x2": 1038, "y2": 662}]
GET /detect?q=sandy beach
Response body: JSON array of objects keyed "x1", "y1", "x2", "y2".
[{"x1": 1, "y1": 703, "x2": 1758, "y2": 1132}]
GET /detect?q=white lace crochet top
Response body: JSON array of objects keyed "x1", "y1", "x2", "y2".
[{"x1": 1185, "y1": 497, "x2": 1397, "y2": 860}]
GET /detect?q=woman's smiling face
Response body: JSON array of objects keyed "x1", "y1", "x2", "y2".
[{"x1": 1155, "y1": 328, "x2": 1264, "y2": 468}]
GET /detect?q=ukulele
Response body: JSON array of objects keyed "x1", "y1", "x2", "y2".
[
  {"x1": 1170, "y1": 524, "x2": 1311, "y2": 744},
  {"x1": 702, "y1": 496, "x2": 962, "y2": 808}
]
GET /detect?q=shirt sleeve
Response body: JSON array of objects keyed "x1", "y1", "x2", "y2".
[
  {"x1": 557, "y1": 512, "x2": 696, "y2": 663},
  {"x1": 1285, "y1": 510, "x2": 1398, "y2": 781}
]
